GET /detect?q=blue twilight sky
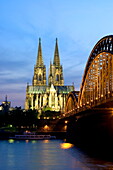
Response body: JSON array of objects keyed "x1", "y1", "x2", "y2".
[{"x1": 0, "y1": 0, "x2": 113, "y2": 107}]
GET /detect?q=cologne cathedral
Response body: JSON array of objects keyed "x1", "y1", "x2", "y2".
[{"x1": 25, "y1": 38, "x2": 74, "y2": 113}]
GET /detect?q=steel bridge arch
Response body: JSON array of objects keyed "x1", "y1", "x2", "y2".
[
  {"x1": 79, "y1": 35, "x2": 113, "y2": 108},
  {"x1": 65, "y1": 35, "x2": 113, "y2": 116},
  {"x1": 65, "y1": 91, "x2": 78, "y2": 115}
]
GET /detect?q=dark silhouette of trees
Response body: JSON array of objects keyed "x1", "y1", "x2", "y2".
[{"x1": 0, "y1": 109, "x2": 38, "y2": 128}]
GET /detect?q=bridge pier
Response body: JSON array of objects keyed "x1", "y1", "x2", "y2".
[{"x1": 66, "y1": 108, "x2": 113, "y2": 156}]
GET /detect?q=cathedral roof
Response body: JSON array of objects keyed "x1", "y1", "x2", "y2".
[
  {"x1": 27, "y1": 85, "x2": 74, "y2": 94},
  {"x1": 54, "y1": 86, "x2": 74, "y2": 93},
  {"x1": 28, "y1": 86, "x2": 47, "y2": 93}
]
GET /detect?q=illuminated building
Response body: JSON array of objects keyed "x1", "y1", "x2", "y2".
[
  {"x1": 0, "y1": 96, "x2": 11, "y2": 113},
  {"x1": 25, "y1": 38, "x2": 74, "y2": 113}
]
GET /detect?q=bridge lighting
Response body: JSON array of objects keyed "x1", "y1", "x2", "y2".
[
  {"x1": 65, "y1": 35, "x2": 113, "y2": 115},
  {"x1": 65, "y1": 120, "x2": 68, "y2": 124}
]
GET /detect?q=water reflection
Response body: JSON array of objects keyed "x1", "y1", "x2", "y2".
[
  {"x1": 62, "y1": 143, "x2": 113, "y2": 169},
  {"x1": 8, "y1": 139, "x2": 14, "y2": 143},
  {"x1": 43, "y1": 139, "x2": 49, "y2": 143},
  {"x1": 31, "y1": 140, "x2": 37, "y2": 144},
  {"x1": 25, "y1": 139, "x2": 29, "y2": 143},
  {"x1": 0, "y1": 140, "x2": 113, "y2": 170},
  {"x1": 60, "y1": 143, "x2": 74, "y2": 149}
]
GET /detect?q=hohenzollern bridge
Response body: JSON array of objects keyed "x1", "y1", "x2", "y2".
[{"x1": 65, "y1": 35, "x2": 113, "y2": 118}]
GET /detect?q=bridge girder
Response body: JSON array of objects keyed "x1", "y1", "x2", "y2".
[
  {"x1": 79, "y1": 52, "x2": 113, "y2": 108},
  {"x1": 65, "y1": 35, "x2": 113, "y2": 116}
]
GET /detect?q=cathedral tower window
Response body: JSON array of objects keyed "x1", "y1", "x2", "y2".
[
  {"x1": 39, "y1": 74, "x2": 42, "y2": 81},
  {"x1": 56, "y1": 74, "x2": 59, "y2": 81}
]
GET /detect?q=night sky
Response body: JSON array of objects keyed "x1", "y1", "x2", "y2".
[{"x1": 0, "y1": 0, "x2": 113, "y2": 107}]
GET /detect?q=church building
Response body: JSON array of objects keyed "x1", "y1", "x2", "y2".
[{"x1": 25, "y1": 39, "x2": 74, "y2": 113}]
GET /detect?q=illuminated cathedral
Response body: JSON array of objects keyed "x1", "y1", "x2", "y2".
[{"x1": 25, "y1": 38, "x2": 74, "y2": 113}]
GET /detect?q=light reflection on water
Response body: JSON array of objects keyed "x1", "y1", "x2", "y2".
[
  {"x1": 60, "y1": 143, "x2": 74, "y2": 149},
  {"x1": 0, "y1": 140, "x2": 113, "y2": 170}
]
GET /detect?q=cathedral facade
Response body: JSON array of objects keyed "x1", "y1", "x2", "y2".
[{"x1": 25, "y1": 39, "x2": 74, "y2": 113}]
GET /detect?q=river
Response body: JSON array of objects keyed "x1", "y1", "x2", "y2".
[{"x1": 0, "y1": 139, "x2": 113, "y2": 170}]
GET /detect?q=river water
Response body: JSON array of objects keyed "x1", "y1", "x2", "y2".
[{"x1": 0, "y1": 139, "x2": 113, "y2": 170}]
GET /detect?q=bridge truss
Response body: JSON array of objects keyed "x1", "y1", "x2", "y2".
[{"x1": 65, "y1": 35, "x2": 113, "y2": 117}]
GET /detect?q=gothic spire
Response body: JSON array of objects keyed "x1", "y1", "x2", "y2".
[
  {"x1": 36, "y1": 38, "x2": 44, "y2": 66},
  {"x1": 49, "y1": 60, "x2": 52, "y2": 76},
  {"x1": 53, "y1": 38, "x2": 60, "y2": 66}
]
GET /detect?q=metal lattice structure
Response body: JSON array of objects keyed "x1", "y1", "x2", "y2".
[
  {"x1": 65, "y1": 91, "x2": 78, "y2": 116},
  {"x1": 65, "y1": 35, "x2": 113, "y2": 116}
]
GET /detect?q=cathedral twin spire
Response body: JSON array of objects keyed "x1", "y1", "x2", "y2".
[
  {"x1": 36, "y1": 38, "x2": 60, "y2": 67},
  {"x1": 53, "y1": 38, "x2": 60, "y2": 66},
  {"x1": 36, "y1": 38, "x2": 44, "y2": 67},
  {"x1": 32, "y1": 38, "x2": 46, "y2": 86},
  {"x1": 33, "y1": 38, "x2": 64, "y2": 86}
]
